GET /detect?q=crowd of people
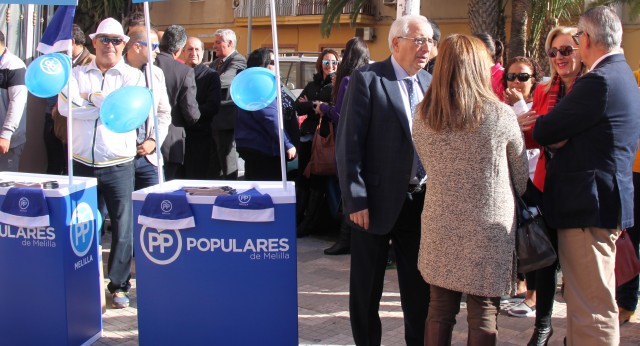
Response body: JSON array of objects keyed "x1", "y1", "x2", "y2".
[{"x1": 0, "y1": 4, "x2": 637, "y2": 346}]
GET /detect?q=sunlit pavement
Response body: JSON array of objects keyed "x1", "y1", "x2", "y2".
[{"x1": 94, "y1": 233, "x2": 640, "y2": 346}]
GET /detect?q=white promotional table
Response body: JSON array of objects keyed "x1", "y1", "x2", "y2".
[
  {"x1": 133, "y1": 180, "x2": 298, "y2": 345},
  {"x1": 0, "y1": 172, "x2": 102, "y2": 345}
]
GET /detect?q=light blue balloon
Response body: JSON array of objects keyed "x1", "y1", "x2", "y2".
[
  {"x1": 99, "y1": 86, "x2": 152, "y2": 133},
  {"x1": 230, "y1": 67, "x2": 277, "y2": 111},
  {"x1": 25, "y1": 53, "x2": 70, "y2": 98}
]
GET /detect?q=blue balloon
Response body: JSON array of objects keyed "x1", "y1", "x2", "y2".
[
  {"x1": 25, "y1": 53, "x2": 70, "y2": 98},
  {"x1": 99, "y1": 86, "x2": 152, "y2": 133},
  {"x1": 230, "y1": 67, "x2": 277, "y2": 111}
]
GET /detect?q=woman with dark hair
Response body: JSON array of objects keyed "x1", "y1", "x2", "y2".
[
  {"x1": 314, "y1": 37, "x2": 370, "y2": 255},
  {"x1": 295, "y1": 49, "x2": 340, "y2": 237},
  {"x1": 414, "y1": 34, "x2": 528, "y2": 344},
  {"x1": 474, "y1": 33, "x2": 505, "y2": 101},
  {"x1": 234, "y1": 48, "x2": 297, "y2": 180},
  {"x1": 514, "y1": 26, "x2": 586, "y2": 346}
]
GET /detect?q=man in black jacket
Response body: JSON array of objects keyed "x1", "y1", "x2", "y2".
[
  {"x1": 156, "y1": 25, "x2": 201, "y2": 180},
  {"x1": 182, "y1": 37, "x2": 221, "y2": 179}
]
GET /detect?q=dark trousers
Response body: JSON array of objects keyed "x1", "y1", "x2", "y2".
[
  {"x1": 428, "y1": 285, "x2": 501, "y2": 334},
  {"x1": 349, "y1": 189, "x2": 429, "y2": 346},
  {"x1": 616, "y1": 172, "x2": 640, "y2": 311},
  {"x1": 184, "y1": 130, "x2": 211, "y2": 180},
  {"x1": 238, "y1": 148, "x2": 282, "y2": 181},
  {"x1": 74, "y1": 160, "x2": 134, "y2": 293},
  {"x1": 164, "y1": 162, "x2": 185, "y2": 182},
  {"x1": 43, "y1": 113, "x2": 67, "y2": 175},
  {"x1": 134, "y1": 155, "x2": 158, "y2": 191},
  {"x1": 208, "y1": 129, "x2": 238, "y2": 180}
]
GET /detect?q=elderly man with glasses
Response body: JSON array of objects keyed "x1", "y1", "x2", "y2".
[
  {"x1": 58, "y1": 17, "x2": 146, "y2": 309},
  {"x1": 533, "y1": 6, "x2": 640, "y2": 345},
  {"x1": 335, "y1": 14, "x2": 433, "y2": 346}
]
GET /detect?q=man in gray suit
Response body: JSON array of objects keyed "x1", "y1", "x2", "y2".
[
  {"x1": 208, "y1": 28, "x2": 246, "y2": 180},
  {"x1": 335, "y1": 14, "x2": 433, "y2": 346}
]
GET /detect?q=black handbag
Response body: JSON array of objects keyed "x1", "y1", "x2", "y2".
[{"x1": 513, "y1": 185, "x2": 557, "y2": 274}]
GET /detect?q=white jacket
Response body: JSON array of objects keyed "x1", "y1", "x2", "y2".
[
  {"x1": 58, "y1": 58, "x2": 145, "y2": 167},
  {"x1": 142, "y1": 64, "x2": 171, "y2": 167}
]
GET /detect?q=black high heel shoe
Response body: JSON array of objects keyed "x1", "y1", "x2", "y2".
[{"x1": 527, "y1": 326, "x2": 553, "y2": 346}]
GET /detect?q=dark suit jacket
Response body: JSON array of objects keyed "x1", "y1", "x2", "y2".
[
  {"x1": 189, "y1": 63, "x2": 221, "y2": 134},
  {"x1": 155, "y1": 52, "x2": 201, "y2": 164},
  {"x1": 533, "y1": 54, "x2": 640, "y2": 230},
  {"x1": 209, "y1": 51, "x2": 247, "y2": 130},
  {"x1": 336, "y1": 57, "x2": 431, "y2": 235}
]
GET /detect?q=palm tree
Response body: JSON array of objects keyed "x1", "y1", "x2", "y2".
[{"x1": 508, "y1": 0, "x2": 530, "y2": 60}]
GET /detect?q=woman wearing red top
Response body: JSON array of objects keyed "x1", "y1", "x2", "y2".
[{"x1": 516, "y1": 26, "x2": 586, "y2": 346}]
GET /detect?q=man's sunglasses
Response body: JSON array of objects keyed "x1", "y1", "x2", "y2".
[
  {"x1": 547, "y1": 45, "x2": 578, "y2": 58},
  {"x1": 138, "y1": 41, "x2": 159, "y2": 50},
  {"x1": 98, "y1": 36, "x2": 124, "y2": 46},
  {"x1": 269, "y1": 59, "x2": 275, "y2": 66},
  {"x1": 505, "y1": 73, "x2": 533, "y2": 82},
  {"x1": 322, "y1": 60, "x2": 338, "y2": 66}
]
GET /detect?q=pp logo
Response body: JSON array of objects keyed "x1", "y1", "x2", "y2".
[
  {"x1": 18, "y1": 197, "x2": 29, "y2": 210},
  {"x1": 40, "y1": 57, "x2": 62, "y2": 75},
  {"x1": 238, "y1": 194, "x2": 251, "y2": 204},
  {"x1": 140, "y1": 227, "x2": 182, "y2": 265},
  {"x1": 160, "y1": 200, "x2": 172, "y2": 213},
  {"x1": 69, "y1": 202, "x2": 95, "y2": 257}
]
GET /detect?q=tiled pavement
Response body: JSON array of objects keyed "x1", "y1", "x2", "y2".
[{"x1": 95, "y1": 234, "x2": 640, "y2": 346}]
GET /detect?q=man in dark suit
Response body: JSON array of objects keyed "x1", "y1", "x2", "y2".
[
  {"x1": 182, "y1": 36, "x2": 221, "y2": 179},
  {"x1": 335, "y1": 14, "x2": 433, "y2": 346},
  {"x1": 533, "y1": 6, "x2": 640, "y2": 344},
  {"x1": 208, "y1": 28, "x2": 246, "y2": 180},
  {"x1": 156, "y1": 25, "x2": 201, "y2": 181}
]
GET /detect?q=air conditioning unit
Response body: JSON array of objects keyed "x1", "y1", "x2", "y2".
[
  {"x1": 383, "y1": 0, "x2": 397, "y2": 6},
  {"x1": 355, "y1": 27, "x2": 375, "y2": 42}
]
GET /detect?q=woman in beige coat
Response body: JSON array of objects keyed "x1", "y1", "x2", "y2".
[{"x1": 413, "y1": 34, "x2": 529, "y2": 345}]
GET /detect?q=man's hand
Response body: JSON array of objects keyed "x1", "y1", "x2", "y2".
[
  {"x1": 350, "y1": 209, "x2": 369, "y2": 230},
  {"x1": 136, "y1": 139, "x2": 156, "y2": 156},
  {"x1": 79, "y1": 93, "x2": 89, "y2": 100},
  {"x1": 0, "y1": 138, "x2": 9, "y2": 154}
]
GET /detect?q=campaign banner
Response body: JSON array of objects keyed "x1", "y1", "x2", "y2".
[{"x1": 0, "y1": 1, "x2": 78, "y2": 4}]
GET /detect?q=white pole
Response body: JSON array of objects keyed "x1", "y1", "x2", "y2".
[
  {"x1": 268, "y1": 0, "x2": 287, "y2": 190},
  {"x1": 66, "y1": 40, "x2": 73, "y2": 187},
  {"x1": 143, "y1": 2, "x2": 163, "y2": 184}
]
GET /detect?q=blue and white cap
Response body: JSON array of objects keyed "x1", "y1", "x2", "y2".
[
  {"x1": 138, "y1": 190, "x2": 195, "y2": 230},
  {"x1": 212, "y1": 188, "x2": 275, "y2": 222},
  {"x1": 0, "y1": 188, "x2": 50, "y2": 227}
]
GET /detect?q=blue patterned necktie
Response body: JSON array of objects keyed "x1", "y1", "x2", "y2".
[{"x1": 404, "y1": 78, "x2": 426, "y2": 181}]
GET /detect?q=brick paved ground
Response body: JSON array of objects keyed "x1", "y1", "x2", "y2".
[{"x1": 94, "y1": 234, "x2": 640, "y2": 346}]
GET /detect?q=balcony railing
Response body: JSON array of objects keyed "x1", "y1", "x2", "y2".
[{"x1": 234, "y1": 0, "x2": 374, "y2": 18}]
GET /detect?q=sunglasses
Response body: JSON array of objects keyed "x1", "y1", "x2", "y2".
[
  {"x1": 269, "y1": 59, "x2": 275, "y2": 66},
  {"x1": 98, "y1": 36, "x2": 124, "y2": 46},
  {"x1": 505, "y1": 73, "x2": 533, "y2": 82},
  {"x1": 572, "y1": 31, "x2": 585, "y2": 45},
  {"x1": 138, "y1": 41, "x2": 159, "y2": 50},
  {"x1": 322, "y1": 60, "x2": 338, "y2": 66},
  {"x1": 547, "y1": 45, "x2": 578, "y2": 58}
]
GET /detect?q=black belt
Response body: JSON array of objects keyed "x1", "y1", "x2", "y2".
[{"x1": 408, "y1": 183, "x2": 425, "y2": 194}]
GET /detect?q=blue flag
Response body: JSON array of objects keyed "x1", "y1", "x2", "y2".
[{"x1": 37, "y1": 5, "x2": 76, "y2": 54}]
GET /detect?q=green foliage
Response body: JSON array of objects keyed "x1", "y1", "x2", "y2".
[{"x1": 320, "y1": 0, "x2": 366, "y2": 38}]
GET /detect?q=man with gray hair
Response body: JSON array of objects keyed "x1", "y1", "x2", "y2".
[
  {"x1": 208, "y1": 28, "x2": 246, "y2": 180},
  {"x1": 157, "y1": 24, "x2": 200, "y2": 180},
  {"x1": 533, "y1": 6, "x2": 640, "y2": 344},
  {"x1": 336, "y1": 14, "x2": 432, "y2": 345}
]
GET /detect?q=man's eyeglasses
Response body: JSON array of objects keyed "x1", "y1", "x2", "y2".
[
  {"x1": 98, "y1": 36, "x2": 124, "y2": 46},
  {"x1": 138, "y1": 41, "x2": 159, "y2": 50},
  {"x1": 505, "y1": 73, "x2": 533, "y2": 82},
  {"x1": 572, "y1": 31, "x2": 585, "y2": 45},
  {"x1": 547, "y1": 45, "x2": 578, "y2": 58},
  {"x1": 269, "y1": 59, "x2": 275, "y2": 66},
  {"x1": 322, "y1": 60, "x2": 338, "y2": 66},
  {"x1": 397, "y1": 36, "x2": 435, "y2": 47}
]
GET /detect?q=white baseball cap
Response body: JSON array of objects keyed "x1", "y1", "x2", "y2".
[{"x1": 88, "y1": 18, "x2": 130, "y2": 42}]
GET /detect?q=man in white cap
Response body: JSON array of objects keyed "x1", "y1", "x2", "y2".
[{"x1": 58, "y1": 17, "x2": 145, "y2": 309}]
